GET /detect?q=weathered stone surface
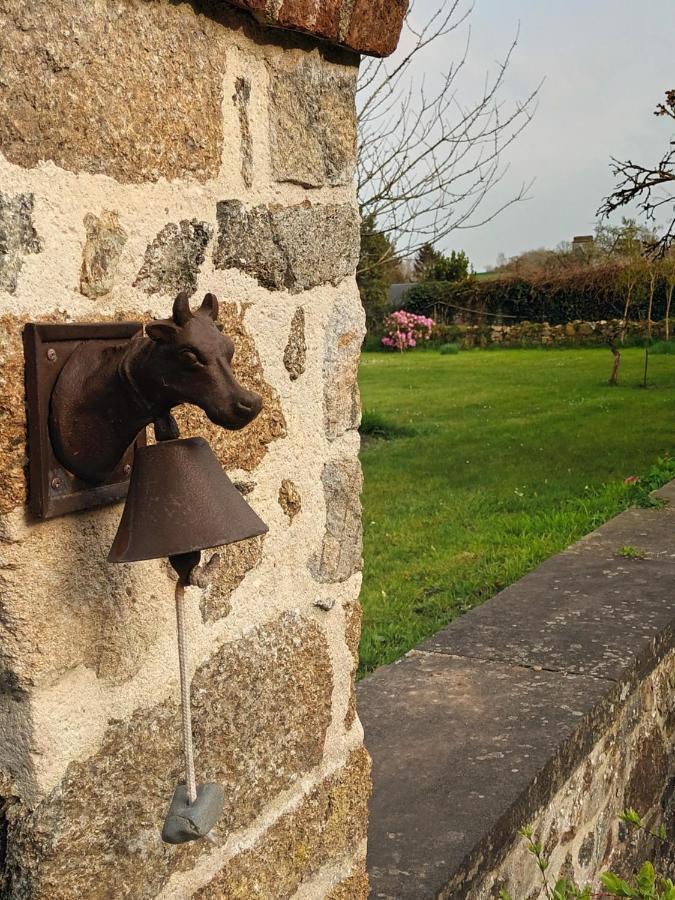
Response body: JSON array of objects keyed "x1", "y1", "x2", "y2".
[
  {"x1": 466, "y1": 658, "x2": 675, "y2": 897},
  {"x1": 79, "y1": 210, "x2": 127, "y2": 298},
  {"x1": 5, "y1": 613, "x2": 333, "y2": 898},
  {"x1": 361, "y1": 650, "x2": 615, "y2": 900},
  {"x1": 420, "y1": 553, "x2": 675, "y2": 681},
  {"x1": 343, "y1": 600, "x2": 362, "y2": 730},
  {"x1": 213, "y1": 201, "x2": 360, "y2": 293},
  {"x1": 226, "y1": 0, "x2": 407, "y2": 56},
  {"x1": 0, "y1": 509, "x2": 172, "y2": 688},
  {"x1": 233, "y1": 77, "x2": 254, "y2": 188},
  {"x1": 200, "y1": 537, "x2": 264, "y2": 623},
  {"x1": 345, "y1": 0, "x2": 409, "y2": 57},
  {"x1": 173, "y1": 302, "x2": 287, "y2": 472},
  {"x1": 134, "y1": 220, "x2": 213, "y2": 297},
  {"x1": 278, "y1": 479, "x2": 302, "y2": 523},
  {"x1": 0, "y1": 316, "x2": 28, "y2": 514},
  {"x1": 326, "y1": 865, "x2": 369, "y2": 900},
  {"x1": 193, "y1": 748, "x2": 371, "y2": 899},
  {"x1": 0, "y1": 0, "x2": 229, "y2": 182},
  {"x1": 283, "y1": 307, "x2": 307, "y2": 380},
  {"x1": 310, "y1": 457, "x2": 363, "y2": 583},
  {"x1": 0, "y1": 191, "x2": 42, "y2": 293},
  {"x1": 269, "y1": 61, "x2": 356, "y2": 187},
  {"x1": 324, "y1": 299, "x2": 364, "y2": 440}
]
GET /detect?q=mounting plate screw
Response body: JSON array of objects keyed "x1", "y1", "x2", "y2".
[
  {"x1": 46, "y1": 348, "x2": 57, "y2": 362},
  {"x1": 51, "y1": 476, "x2": 62, "y2": 490},
  {"x1": 123, "y1": 463, "x2": 132, "y2": 476}
]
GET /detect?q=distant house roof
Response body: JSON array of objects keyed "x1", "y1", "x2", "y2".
[{"x1": 388, "y1": 283, "x2": 414, "y2": 307}]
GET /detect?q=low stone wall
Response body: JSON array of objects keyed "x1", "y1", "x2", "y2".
[
  {"x1": 441, "y1": 318, "x2": 673, "y2": 348},
  {"x1": 361, "y1": 480, "x2": 675, "y2": 898}
]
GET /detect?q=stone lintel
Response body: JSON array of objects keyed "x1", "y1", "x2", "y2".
[
  {"x1": 360, "y1": 481, "x2": 675, "y2": 897},
  {"x1": 223, "y1": 0, "x2": 408, "y2": 57}
]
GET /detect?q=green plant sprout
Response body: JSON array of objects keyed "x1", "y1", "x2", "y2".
[
  {"x1": 616, "y1": 546, "x2": 648, "y2": 559},
  {"x1": 498, "y1": 811, "x2": 674, "y2": 900}
]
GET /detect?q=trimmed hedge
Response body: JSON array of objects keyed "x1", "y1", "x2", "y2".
[{"x1": 403, "y1": 265, "x2": 671, "y2": 326}]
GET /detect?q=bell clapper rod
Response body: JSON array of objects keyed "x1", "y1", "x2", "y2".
[
  {"x1": 175, "y1": 580, "x2": 197, "y2": 804},
  {"x1": 170, "y1": 550, "x2": 202, "y2": 806}
]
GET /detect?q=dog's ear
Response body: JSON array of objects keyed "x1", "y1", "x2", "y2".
[{"x1": 146, "y1": 319, "x2": 180, "y2": 344}]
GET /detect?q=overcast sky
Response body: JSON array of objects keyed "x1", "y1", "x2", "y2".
[{"x1": 399, "y1": 0, "x2": 675, "y2": 270}]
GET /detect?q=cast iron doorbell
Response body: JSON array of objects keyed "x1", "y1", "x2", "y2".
[{"x1": 23, "y1": 292, "x2": 268, "y2": 844}]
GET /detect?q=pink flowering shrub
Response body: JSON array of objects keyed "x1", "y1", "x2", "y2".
[{"x1": 381, "y1": 310, "x2": 435, "y2": 351}]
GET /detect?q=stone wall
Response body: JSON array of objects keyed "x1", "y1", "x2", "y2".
[
  {"x1": 440, "y1": 318, "x2": 673, "y2": 349},
  {"x1": 362, "y1": 482, "x2": 675, "y2": 898},
  {"x1": 0, "y1": 1, "x2": 397, "y2": 896},
  {"x1": 470, "y1": 650, "x2": 675, "y2": 897}
]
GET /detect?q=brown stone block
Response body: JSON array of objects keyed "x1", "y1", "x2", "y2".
[
  {"x1": 200, "y1": 536, "x2": 265, "y2": 623},
  {"x1": 326, "y1": 863, "x2": 369, "y2": 900},
  {"x1": 278, "y1": 480, "x2": 302, "y2": 523},
  {"x1": 79, "y1": 211, "x2": 128, "y2": 299},
  {"x1": 346, "y1": 0, "x2": 408, "y2": 56},
  {"x1": 226, "y1": 0, "x2": 406, "y2": 56},
  {"x1": 0, "y1": 315, "x2": 29, "y2": 515},
  {"x1": 343, "y1": 599, "x2": 362, "y2": 729},
  {"x1": 283, "y1": 307, "x2": 307, "y2": 380},
  {"x1": 194, "y1": 747, "x2": 371, "y2": 898},
  {"x1": 0, "y1": 0, "x2": 229, "y2": 182},
  {"x1": 6, "y1": 613, "x2": 333, "y2": 898}
]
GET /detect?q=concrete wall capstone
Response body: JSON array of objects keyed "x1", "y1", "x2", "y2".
[{"x1": 0, "y1": 1, "x2": 376, "y2": 896}]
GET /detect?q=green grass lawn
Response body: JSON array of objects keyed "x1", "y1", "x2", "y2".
[{"x1": 358, "y1": 347, "x2": 675, "y2": 676}]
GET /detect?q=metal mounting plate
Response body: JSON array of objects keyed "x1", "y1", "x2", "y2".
[{"x1": 23, "y1": 322, "x2": 146, "y2": 520}]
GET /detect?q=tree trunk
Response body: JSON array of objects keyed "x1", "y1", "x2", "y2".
[
  {"x1": 608, "y1": 339, "x2": 621, "y2": 386},
  {"x1": 647, "y1": 271, "x2": 656, "y2": 339},
  {"x1": 666, "y1": 282, "x2": 674, "y2": 341},
  {"x1": 621, "y1": 281, "x2": 634, "y2": 344},
  {"x1": 642, "y1": 347, "x2": 649, "y2": 388}
]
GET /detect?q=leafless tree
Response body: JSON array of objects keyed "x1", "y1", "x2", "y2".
[
  {"x1": 599, "y1": 90, "x2": 675, "y2": 256},
  {"x1": 357, "y1": 0, "x2": 541, "y2": 269}
]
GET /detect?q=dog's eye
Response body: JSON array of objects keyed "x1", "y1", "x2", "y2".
[{"x1": 179, "y1": 349, "x2": 201, "y2": 368}]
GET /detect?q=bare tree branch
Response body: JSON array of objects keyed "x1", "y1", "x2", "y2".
[
  {"x1": 599, "y1": 89, "x2": 675, "y2": 257},
  {"x1": 357, "y1": 0, "x2": 541, "y2": 271}
]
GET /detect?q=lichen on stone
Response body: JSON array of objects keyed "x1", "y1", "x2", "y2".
[
  {"x1": 269, "y1": 60, "x2": 357, "y2": 188},
  {"x1": 213, "y1": 200, "x2": 360, "y2": 293},
  {"x1": 0, "y1": 191, "x2": 42, "y2": 293},
  {"x1": 134, "y1": 219, "x2": 213, "y2": 297},
  {"x1": 310, "y1": 457, "x2": 363, "y2": 583}
]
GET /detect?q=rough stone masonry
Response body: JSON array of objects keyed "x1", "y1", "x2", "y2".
[{"x1": 0, "y1": 1, "x2": 407, "y2": 897}]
